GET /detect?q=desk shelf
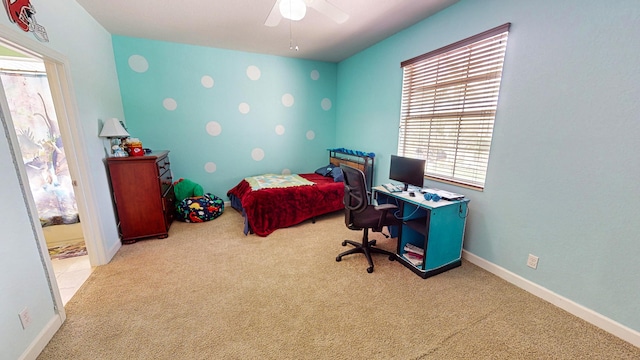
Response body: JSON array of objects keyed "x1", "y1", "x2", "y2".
[{"x1": 404, "y1": 218, "x2": 428, "y2": 237}]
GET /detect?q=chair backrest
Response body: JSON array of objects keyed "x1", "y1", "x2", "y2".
[{"x1": 340, "y1": 165, "x2": 369, "y2": 228}]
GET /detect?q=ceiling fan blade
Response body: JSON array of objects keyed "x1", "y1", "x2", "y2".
[
  {"x1": 264, "y1": 0, "x2": 283, "y2": 27},
  {"x1": 306, "y1": 0, "x2": 349, "y2": 24}
]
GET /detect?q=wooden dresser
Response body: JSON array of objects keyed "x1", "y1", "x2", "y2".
[{"x1": 106, "y1": 150, "x2": 175, "y2": 244}]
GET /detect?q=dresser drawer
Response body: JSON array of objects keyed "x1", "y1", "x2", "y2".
[
  {"x1": 157, "y1": 155, "x2": 171, "y2": 173},
  {"x1": 162, "y1": 185, "x2": 176, "y2": 229},
  {"x1": 157, "y1": 155, "x2": 172, "y2": 194},
  {"x1": 159, "y1": 168, "x2": 172, "y2": 194}
]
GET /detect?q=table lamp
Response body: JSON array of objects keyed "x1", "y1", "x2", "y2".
[{"x1": 99, "y1": 118, "x2": 130, "y2": 156}]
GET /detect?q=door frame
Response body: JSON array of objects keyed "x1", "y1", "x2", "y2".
[{"x1": 0, "y1": 26, "x2": 107, "y2": 309}]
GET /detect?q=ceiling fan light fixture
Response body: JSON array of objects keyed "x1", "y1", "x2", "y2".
[{"x1": 280, "y1": 0, "x2": 307, "y2": 21}]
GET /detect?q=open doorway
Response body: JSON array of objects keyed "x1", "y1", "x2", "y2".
[{"x1": 0, "y1": 51, "x2": 93, "y2": 305}]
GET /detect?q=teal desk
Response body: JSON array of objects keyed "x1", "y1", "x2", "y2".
[{"x1": 373, "y1": 187, "x2": 469, "y2": 279}]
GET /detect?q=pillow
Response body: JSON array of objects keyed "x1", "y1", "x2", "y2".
[
  {"x1": 331, "y1": 167, "x2": 344, "y2": 182},
  {"x1": 314, "y1": 164, "x2": 335, "y2": 177}
]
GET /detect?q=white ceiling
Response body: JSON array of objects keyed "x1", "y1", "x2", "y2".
[{"x1": 75, "y1": 0, "x2": 459, "y2": 63}]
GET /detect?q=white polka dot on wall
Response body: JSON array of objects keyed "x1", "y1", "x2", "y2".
[
  {"x1": 282, "y1": 169, "x2": 292, "y2": 175},
  {"x1": 239, "y1": 103, "x2": 251, "y2": 114},
  {"x1": 201, "y1": 75, "x2": 214, "y2": 88},
  {"x1": 206, "y1": 121, "x2": 222, "y2": 136},
  {"x1": 321, "y1": 98, "x2": 332, "y2": 111},
  {"x1": 310, "y1": 70, "x2": 320, "y2": 80},
  {"x1": 247, "y1": 65, "x2": 261, "y2": 80},
  {"x1": 306, "y1": 131, "x2": 315, "y2": 140},
  {"x1": 282, "y1": 93, "x2": 294, "y2": 107},
  {"x1": 163, "y1": 98, "x2": 178, "y2": 111},
  {"x1": 128, "y1": 55, "x2": 149, "y2": 73},
  {"x1": 275, "y1": 125, "x2": 285, "y2": 135},
  {"x1": 252, "y1": 148, "x2": 265, "y2": 161},
  {"x1": 204, "y1": 162, "x2": 217, "y2": 173}
]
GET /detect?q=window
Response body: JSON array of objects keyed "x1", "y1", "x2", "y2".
[{"x1": 398, "y1": 23, "x2": 510, "y2": 190}]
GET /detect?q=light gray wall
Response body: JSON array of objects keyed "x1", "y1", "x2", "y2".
[
  {"x1": 336, "y1": 0, "x2": 640, "y2": 333},
  {"x1": 0, "y1": 0, "x2": 125, "y2": 358}
]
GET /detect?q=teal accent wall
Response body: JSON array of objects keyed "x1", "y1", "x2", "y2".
[
  {"x1": 336, "y1": 0, "x2": 640, "y2": 333},
  {"x1": 112, "y1": 36, "x2": 337, "y2": 196}
]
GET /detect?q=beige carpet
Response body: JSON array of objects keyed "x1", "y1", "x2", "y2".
[{"x1": 38, "y1": 210, "x2": 639, "y2": 359}]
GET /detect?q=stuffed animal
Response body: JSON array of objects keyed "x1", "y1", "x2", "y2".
[{"x1": 173, "y1": 178, "x2": 204, "y2": 202}]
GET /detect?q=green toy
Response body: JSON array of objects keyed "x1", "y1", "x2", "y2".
[{"x1": 173, "y1": 178, "x2": 204, "y2": 202}]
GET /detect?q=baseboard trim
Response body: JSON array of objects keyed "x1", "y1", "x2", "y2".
[
  {"x1": 106, "y1": 237, "x2": 121, "y2": 263},
  {"x1": 462, "y1": 250, "x2": 640, "y2": 348},
  {"x1": 19, "y1": 314, "x2": 63, "y2": 360}
]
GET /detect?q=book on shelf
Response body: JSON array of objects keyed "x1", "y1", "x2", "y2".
[
  {"x1": 403, "y1": 252, "x2": 423, "y2": 266},
  {"x1": 403, "y1": 243, "x2": 424, "y2": 257}
]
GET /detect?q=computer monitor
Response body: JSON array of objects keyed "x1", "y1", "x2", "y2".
[{"x1": 389, "y1": 155, "x2": 426, "y2": 191}]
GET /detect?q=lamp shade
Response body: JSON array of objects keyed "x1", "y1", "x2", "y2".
[
  {"x1": 280, "y1": 0, "x2": 306, "y2": 21},
  {"x1": 99, "y1": 118, "x2": 130, "y2": 138}
]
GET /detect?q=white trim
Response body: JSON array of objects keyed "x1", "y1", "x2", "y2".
[
  {"x1": 0, "y1": 94, "x2": 65, "y2": 311},
  {"x1": 462, "y1": 250, "x2": 640, "y2": 348},
  {"x1": 18, "y1": 315, "x2": 63, "y2": 360},
  {"x1": 0, "y1": 24, "x2": 112, "y2": 266},
  {"x1": 43, "y1": 60, "x2": 113, "y2": 266},
  {"x1": 0, "y1": 65, "x2": 65, "y2": 360}
]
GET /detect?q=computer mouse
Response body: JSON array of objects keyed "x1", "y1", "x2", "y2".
[{"x1": 409, "y1": 192, "x2": 415, "y2": 197}]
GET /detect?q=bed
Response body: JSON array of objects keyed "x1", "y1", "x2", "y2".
[{"x1": 227, "y1": 149, "x2": 375, "y2": 236}]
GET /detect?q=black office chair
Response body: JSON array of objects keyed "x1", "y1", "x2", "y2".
[{"x1": 336, "y1": 165, "x2": 400, "y2": 273}]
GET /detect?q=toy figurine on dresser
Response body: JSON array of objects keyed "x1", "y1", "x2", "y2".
[{"x1": 112, "y1": 145, "x2": 128, "y2": 157}]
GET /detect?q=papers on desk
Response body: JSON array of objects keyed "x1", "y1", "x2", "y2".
[{"x1": 421, "y1": 188, "x2": 465, "y2": 201}]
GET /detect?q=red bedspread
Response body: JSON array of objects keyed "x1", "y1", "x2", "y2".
[{"x1": 227, "y1": 173, "x2": 344, "y2": 236}]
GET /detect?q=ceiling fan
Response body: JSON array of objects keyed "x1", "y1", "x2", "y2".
[{"x1": 265, "y1": 0, "x2": 349, "y2": 27}]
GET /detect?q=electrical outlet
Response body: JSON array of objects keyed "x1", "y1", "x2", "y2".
[
  {"x1": 527, "y1": 254, "x2": 539, "y2": 269},
  {"x1": 19, "y1": 307, "x2": 32, "y2": 329}
]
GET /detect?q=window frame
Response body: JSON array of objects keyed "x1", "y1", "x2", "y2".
[{"x1": 398, "y1": 23, "x2": 511, "y2": 190}]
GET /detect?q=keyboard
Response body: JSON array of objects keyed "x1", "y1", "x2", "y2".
[{"x1": 382, "y1": 183, "x2": 403, "y2": 193}]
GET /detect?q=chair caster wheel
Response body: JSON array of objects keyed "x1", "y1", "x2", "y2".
[
  {"x1": 367, "y1": 266, "x2": 374, "y2": 273},
  {"x1": 341, "y1": 240, "x2": 347, "y2": 246},
  {"x1": 336, "y1": 256, "x2": 342, "y2": 262}
]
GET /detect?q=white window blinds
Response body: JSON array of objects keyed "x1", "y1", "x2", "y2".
[{"x1": 398, "y1": 23, "x2": 510, "y2": 189}]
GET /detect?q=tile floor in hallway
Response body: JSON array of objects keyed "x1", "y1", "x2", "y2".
[{"x1": 50, "y1": 255, "x2": 93, "y2": 305}]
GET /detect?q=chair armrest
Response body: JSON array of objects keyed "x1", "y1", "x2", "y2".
[
  {"x1": 374, "y1": 204, "x2": 397, "y2": 212},
  {"x1": 373, "y1": 203, "x2": 398, "y2": 231}
]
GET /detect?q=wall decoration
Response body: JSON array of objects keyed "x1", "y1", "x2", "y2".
[{"x1": 3, "y1": 0, "x2": 49, "y2": 42}]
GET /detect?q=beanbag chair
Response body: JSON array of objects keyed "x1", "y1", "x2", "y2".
[
  {"x1": 173, "y1": 178, "x2": 224, "y2": 222},
  {"x1": 176, "y1": 193, "x2": 225, "y2": 223}
]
